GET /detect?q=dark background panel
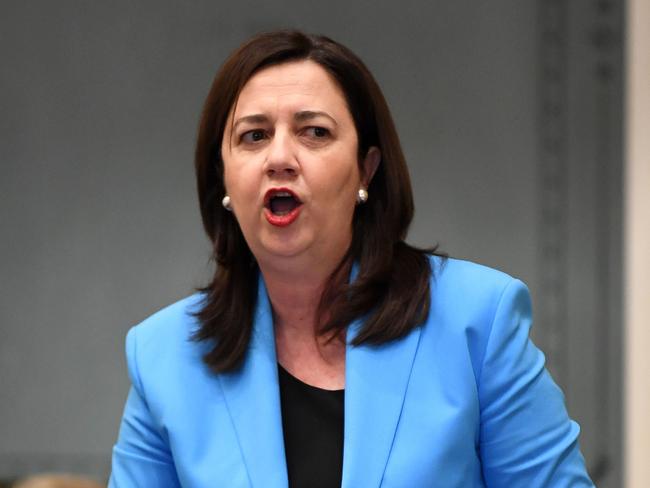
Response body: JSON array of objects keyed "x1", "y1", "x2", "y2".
[{"x1": 0, "y1": 1, "x2": 622, "y2": 485}]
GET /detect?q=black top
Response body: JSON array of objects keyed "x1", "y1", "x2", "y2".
[{"x1": 278, "y1": 364, "x2": 345, "y2": 488}]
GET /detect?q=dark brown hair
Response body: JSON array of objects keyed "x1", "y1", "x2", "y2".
[{"x1": 193, "y1": 30, "x2": 441, "y2": 372}]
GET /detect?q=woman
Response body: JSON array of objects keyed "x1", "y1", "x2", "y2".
[{"x1": 109, "y1": 31, "x2": 594, "y2": 487}]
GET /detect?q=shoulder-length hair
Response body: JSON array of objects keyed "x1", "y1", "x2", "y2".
[{"x1": 193, "y1": 30, "x2": 440, "y2": 372}]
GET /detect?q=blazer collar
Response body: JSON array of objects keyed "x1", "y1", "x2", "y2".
[
  {"x1": 342, "y1": 316, "x2": 422, "y2": 488},
  {"x1": 217, "y1": 276, "x2": 288, "y2": 488},
  {"x1": 217, "y1": 271, "x2": 422, "y2": 488}
]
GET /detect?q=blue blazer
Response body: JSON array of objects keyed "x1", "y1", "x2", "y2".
[{"x1": 109, "y1": 257, "x2": 594, "y2": 487}]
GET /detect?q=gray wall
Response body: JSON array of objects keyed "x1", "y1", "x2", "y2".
[{"x1": 0, "y1": 1, "x2": 622, "y2": 485}]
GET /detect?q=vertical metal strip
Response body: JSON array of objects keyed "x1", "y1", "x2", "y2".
[
  {"x1": 537, "y1": 0, "x2": 569, "y2": 384},
  {"x1": 589, "y1": 0, "x2": 619, "y2": 481}
]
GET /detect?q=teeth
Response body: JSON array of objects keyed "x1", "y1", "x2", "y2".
[{"x1": 273, "y1": 191, "x2": 292, "y2": 198}]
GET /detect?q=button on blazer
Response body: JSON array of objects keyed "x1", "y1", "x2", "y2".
[{"x1": 109, "y1": 257, "x2": 594, "y2": 487}]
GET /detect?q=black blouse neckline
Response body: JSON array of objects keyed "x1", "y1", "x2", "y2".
[
  {"x1": 278, "y1": 363, "x2": 345, "y2": 393},
  {"x1": 278, "y1": 362, "x2": 345, "y2": 488}
]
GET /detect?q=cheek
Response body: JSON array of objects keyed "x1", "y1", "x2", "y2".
[
  {"x1": 310, "y1": 164, "x2": 360, "y2": 217},
  {"x1": 315, "y1": 147, "x2": 361, "y2": 194},
  {"x1": 223, "y1": 165, "x2": 238, "y2": 194},
  {"x1": 222, "y1": 161, "x2": 259, "y2": 217},
  {"x1": 333, "y1": 161, "x2": 362, "y2": 197},
  {"x1": 224, "y1": 156, "x2": 250, "y2": 191},
  {"x1": 311, "y1": 170, "x2": 358, "y2": 204}
]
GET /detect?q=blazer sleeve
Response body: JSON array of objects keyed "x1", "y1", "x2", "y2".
[
  {"x1": 478, "y1": 279, "x2": 595, "y2": 487},
  {"x1": 109, "y1": 326, "x2": 182, "y2": 487}
]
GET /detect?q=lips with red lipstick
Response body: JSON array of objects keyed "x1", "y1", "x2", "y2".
[{"x1": 263, "y1": 188, "x2": 303, "y2": 227}]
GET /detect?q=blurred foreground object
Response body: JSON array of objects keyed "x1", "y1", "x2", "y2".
[{"x1": 13, "y1": 475, "x2": 103, "y2": 488}]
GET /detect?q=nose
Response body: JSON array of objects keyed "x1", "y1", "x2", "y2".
[{"x1": 263, "y1": 129, "x2": 299, "y2": 178}]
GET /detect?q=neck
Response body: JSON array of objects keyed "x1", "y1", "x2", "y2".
[{"x1": 258, "y1": 251, "x2": 350, "y2": 338}]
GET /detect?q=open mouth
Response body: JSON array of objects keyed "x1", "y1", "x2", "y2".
[
  {"x1": 264, "y1": 189, "x2": 302, "y2": 215},
  {"x1": 263, "y1": 188, "x2": 303, "y2": 226}
]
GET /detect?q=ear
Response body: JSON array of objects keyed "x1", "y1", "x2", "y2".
[{"x1": 360, "y1": 146, "x2": 381, "y2": 188}]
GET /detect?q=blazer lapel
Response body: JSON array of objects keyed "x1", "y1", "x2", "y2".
[
  {"x1": 341, "y1": 319, "x2": 422, "y2": 488},
  {"x1": 217, "y1": 277, "x2": 288, "y2": 488}
]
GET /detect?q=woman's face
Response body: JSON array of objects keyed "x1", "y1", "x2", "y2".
[{"x1": 221, "y1": 60, "x2": 379, "y2": 269}]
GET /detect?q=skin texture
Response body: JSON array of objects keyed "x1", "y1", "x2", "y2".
[{"x1": 221, "y1": 60, "x2": 379, "y2": 389}]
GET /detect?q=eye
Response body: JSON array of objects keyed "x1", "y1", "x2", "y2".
[
  {"x1": 240, "y1": 129, "x2": 266, "y2": 144},
  {"x1": 304, "y1": 126, "x2": 330, "y2": 138}
]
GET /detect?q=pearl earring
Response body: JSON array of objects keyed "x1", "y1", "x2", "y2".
[
  {"x1": 357, "y1": 188, "x2": 368, "y2": 204},
  {"x1": 222, "y1": 195, "x2": 232, "y2": 211}
]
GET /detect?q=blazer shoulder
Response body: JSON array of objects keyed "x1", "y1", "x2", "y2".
[
  {"x1": 125, "y1": 293, "x2": 207, "y2": 390},
  {"x1": 130, "y1": 293, "x2": 204, "y2": 345},
  {"x1": 429, "y1": 255, "x2": 522, "y2": 304},
  {"x1": 430, "y1": 255, "x2": 514, "y2": 286},
  {"x1": 424, "y1": 256, "x2": 531, "y2": 378}
]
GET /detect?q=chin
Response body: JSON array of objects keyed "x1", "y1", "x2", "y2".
[{"x1": 254, "y1": 234, "x2": 311, "y2": 261}]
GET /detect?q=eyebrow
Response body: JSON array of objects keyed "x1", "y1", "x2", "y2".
[
  {"x1": 293, "y1": 110, "x2": 337, "y2": 126},
  {"x1": 232, "y1": 110, "x2": 338, "y2": 132},
  {"x1": 233, "y1": 114, "x2": 269, "y2": 132}
]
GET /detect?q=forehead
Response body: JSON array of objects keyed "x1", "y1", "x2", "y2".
[{"x1": 232, "y1": 60, "x2": 348, "y2": 115}]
